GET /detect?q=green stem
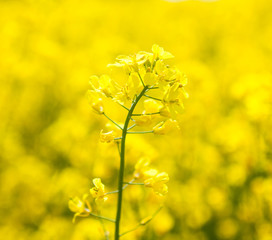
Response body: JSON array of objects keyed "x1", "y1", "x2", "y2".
[
  {"x1": 116, "y1": 101, "x2": 130, "y2": 111},
  {"x1": 119, "y1": 224, "x2": 141, "y2": 238},
  {"x1": 90, "y1": 213, "x2": 116, "y2": 223},
  {"x1": 127, "y1": 131, "x2": 154, "y2": 134},
  {"x1": 115, "y1": 86, "x2": 149, "y2": 240},
  {"x1": 119, "y1": 206, "x2": 163, "y2": 237},
  {"x1": 127, "y1": 124, "x2": 136, "y2": 131},
  {"x1": 143, "y1": 94, "x2": 162, "y2": 102},
  {"x1": 106, "y1": 179, "x2": 135, "y2": 195},
  {"x1": 138, "y1": 72, "x2": 145, "y2": 87},
  {"x1": 103, "y1": 113, "x2": 123, "y2": 130},
  {"x1": 132, "y1": 112, "x2": 160, "y2": 116},
  {"x1": 123, "y1": 182, "x2": 144, "y2": 185},
  {"x1": 97, "y1": 211, "x2": 110, "y2": 240}
]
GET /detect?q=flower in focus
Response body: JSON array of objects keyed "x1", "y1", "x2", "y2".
[
  {"x1": 90, "y1": 178, "x2": 108, "y2": 204},
  {"x1": 68, "y1": 194, "x2": 91, "y2": 223},
  {"x1": 144, "y1": 172, "x2": 169, "y2": 196}
]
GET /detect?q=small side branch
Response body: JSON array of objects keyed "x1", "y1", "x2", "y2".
[
  {"x1": 106, "y1": 179, "x2": 135, "y2": 195},
  {"x1": 132, "y1": 112, "x2": 160, "y2": 116},
  {"x1": 138, "y1": 72, "x2": 145, "y2": 87},
  {"x1": 119, "y1": 206, "x2": 163, "y2": 237},
  {"x1": 103, "y1": 113, "x2": 123, "y2": 130},
  {"x1": 127, "y1": 124, "x2": 136, "y2": 131},
  {"x1": 90, "y1": 213, "x2": 116, "y2": 223},
  {"x1": 127, "y1": 131, "x2": 154, "y2": 135},
  {"x1": 143, "y1": 94, "x2": 162, "y2": 102},
  {"x1": 123, "y1": 182, "x2": 144, "y2": 185}
]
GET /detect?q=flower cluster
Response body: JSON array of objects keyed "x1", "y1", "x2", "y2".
[
  {"x1": 134, "y1": 157, "x2": 169, "y2": 196},
  {"x1": 87, "y1": 44, "x2": 188, "y2": 143},
  {"x1": 70, "y1": 45, "x2": 188, "y2": 239},
  {"x1": 68, "y1": 178, "x2": 108, "y2": 223}
]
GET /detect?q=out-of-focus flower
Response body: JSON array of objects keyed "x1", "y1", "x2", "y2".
[
  {"x1": 153, "y1": 119, "x2": 180, "y2": 135},
  {"x1": 89, "y1": 75, "x2": 119, "y2": 98},
  {"x1": 135, "y1": 114, "x2": 153, "y2": 126},
  {"x1": 144, "y1": 99, "x2": 161, "y2": 113},
  {"x1": 68, "y1": 194, "x2": 91, "y2": 223},
  {"x1": 90, "y1": 178, "x2": 108, "y2": 203},
  {"x1": 100, "y1": 130, "x2": 116, "y2": 143},
  {"x1": 162, "y1": 82, "x2": 188, "y2": 119},
  {"x1": 108, "y1": 52, "x2": 149, "y2": 72},
  {"x1": 87, "y1": 91, "x2": 104, "y2": 114},
  {"x1": 144, "y1": 172, "x2": 169, "y2": 196},
  {"x1": 133, "y1": 157, "x2": 159, "y2": 181},
  {"x1": 152, "y1": 44, "x2": 174, "y2": 60}
]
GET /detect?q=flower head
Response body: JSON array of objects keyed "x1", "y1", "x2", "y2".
[
  {"x1": 144, "y1": 172, "x2": 169, "y2": 196},
  {"x1": 90, "y1": 178, "x2": 108, "y2": 204},
  {"x1": 100, "y1": 130, "x2": 116, "y2": 143},
  {"x1": 134, "y1": 158, "x2": 158, "y2": 180},
  {"x1": 87, "y1": 91, "x2": 104, "y2": 114},
  {"x1": 68, "y1": 194, "x2": 91, "y2": 223},
  {"x1": 153, "y1": 119, "x2": 180, "y2": 135}
]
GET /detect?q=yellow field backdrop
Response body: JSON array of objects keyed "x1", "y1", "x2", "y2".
[{"x1": 1, "y1": 0, "x2": 272, "y2": 239}]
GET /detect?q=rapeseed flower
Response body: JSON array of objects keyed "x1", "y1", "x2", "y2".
[
  {"x1": 144, "y1": 172, "x2": 169, "y2": 196},
  {"x1": 90, "y1": 178, "x2": 108, "y2": 204},
  {"x1": 68, "y1": 194, "x2": 91, "y2": 223}
]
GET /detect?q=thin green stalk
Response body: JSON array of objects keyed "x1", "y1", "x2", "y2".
[
  {"x1": 116, "y1": 101, "x2": 130, "y2": 111},
  {"x1": 127, "y1": 131, "x2": 154, "y2": 134},
  {"x1": 119, "y1": 206, "x2": 163, "y2": 237},
  {"x1": 143, "y1": 94, "x2": 162, "y2": 102},
  {"x1": 138, "y1": 72, "x2": 145, "y2": 87},
  {"x1": 103, "y1": 113, "x2": 123, "y2": 130},
  {"x1": 122, "y1": 182, "x2": 144, "y2": 185},
  {"x1": 127, "y1": 124, "x2": 136, "y2": 131},
  {"x1": 115, "y1": 86, "x2": 149, "y2": 240},
  {"x1": 132, "y1": 112, "x2": 160, "y2": 116},
  {"x1": 98, "y1": 211, "x2": 110, "y2": 240},
  {"x1": 106, "y1": 179, "x2": 135, "y2": 195},
  {"x1": 119, "y1": 224, "x2": 141, "y2": 238},
  {"x1": 90, "y1": 213, "x2": 116, "y2": 223}
]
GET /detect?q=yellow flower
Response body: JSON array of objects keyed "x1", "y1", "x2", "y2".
[
  {"x1": 153, "y1": 119, "x2": 180, "y2": 135},
  {"x1": 144, "y1": 72, "x2": 157, "y2": 86},
  {"x1": 152, "y1": 44, "x2": 174, "y2": 60},
  {"x1": 100, "y1": 130, "x2": 116, "y2": 143},
  {"x1": 135, "y1": 115, "x2": 153, "y2": 127},
  {"x1": 162, "y1": 82, "x2": 189, "y2": 119},
  {"x1": 144, "y1": 172, "x2": 169, "y2": 196},
  {"x1": 87, "y1": 91, "x2": 104, "y2": 114},
  {"x1": 89, "y1": 75, "x2": 119, "y2": 98},
  {"x1": 68, "y1": 194, "x2": 91, "y2": 223},
  {"x1": 159, "y1": 106, "x2": 171, "y2": 118},
  {"x1": 90, "y1": 178, "x2": 108, "y2": 203},
  {"x1": 133, "y1": 158, "x2": 158, "y2": 180},
  {"x1": 108, "y1": 53, "x2": 148, "y2": 73},
  {"x1": 144, "y1": 99, "x2": 161, "y2": 113},
  {"x1": 133, "y1": 157, "x2": 150, "y2": 179}
]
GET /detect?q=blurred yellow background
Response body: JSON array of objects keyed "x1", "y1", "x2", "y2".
[{"x1": 1, "y1": 0, "x2": 272, "y2": 239}]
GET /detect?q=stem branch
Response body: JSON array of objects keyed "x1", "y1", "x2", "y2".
[
  {"x1": 103, "y1": 113, "x2": 123, "y2": 130},
  {"x1": 115, "y1": 86, "x2": 149, "y2": 240}
]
